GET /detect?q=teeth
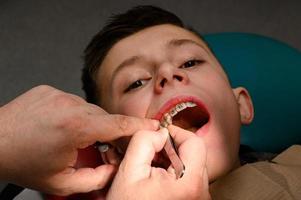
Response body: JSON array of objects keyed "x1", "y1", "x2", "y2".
[
  {"x1": 172, "y1": 102, "x2": 196, "y2": 116},
  {"x1": 160, "y1": 120, "x2": 169, "y2": 128},
  {"x1": 161, "y1": 113, "x2": 172, "y2": 127},
  {"x1": 175, "y1": 103, "x2": 187, "y2": 112},
  {"x1": 170, "y1": 109, "x2": 178, "y2": 117},
  {"x1": 165, "y1": 114, "x2": 172, "y2": 125},
  {"x1": 161, "y1": 102, "x2": 197, "y2": 126},
  {"x1": 185, "y1": 102, "x2": 197, "y2": 107}
]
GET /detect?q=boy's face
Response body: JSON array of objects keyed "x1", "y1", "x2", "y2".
[{"x1": 96, "y1": 24, "x2": 253, "y2": 181}]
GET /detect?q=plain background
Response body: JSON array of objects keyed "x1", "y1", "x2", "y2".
[{"x1": 0, "y1": 0, "x2": 301, "y2": 199}]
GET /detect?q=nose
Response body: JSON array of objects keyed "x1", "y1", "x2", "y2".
[{"x1": 154, "y1": 65, "x2": 189, "y2": 93}]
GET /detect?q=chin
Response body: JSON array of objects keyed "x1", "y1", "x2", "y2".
[{"x1": 207, "y1": 150, "x2": 240, "y2": 183}]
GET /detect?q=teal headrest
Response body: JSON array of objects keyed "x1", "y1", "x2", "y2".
[{"x1": 203, "y1": 33, "x2": 301, "y2": 153}]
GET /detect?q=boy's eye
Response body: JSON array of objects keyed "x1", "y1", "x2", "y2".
[
  {"x1": 124, "y1": 79, "x2": 145, "y2": 93},
  {"x1": 181, "y1": 59, "x2": 203, "y2": 68}
]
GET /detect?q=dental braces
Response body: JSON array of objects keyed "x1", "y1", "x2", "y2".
[{"x1": 160, "y1": 102, "x2": 197, "y2": 127}]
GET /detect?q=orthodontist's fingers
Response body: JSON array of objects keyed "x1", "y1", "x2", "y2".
[
  {"x1": 119, "y1": 129, "x2": 168, "y2": 181},
  {"x1": 49, "y1": 164, "x2": 117, "y2": 196},
  {"x1": 167, "y1": 125, "x2": 195, "y2": 145},
  {"x1": 99, "y1": 145, "x2": 122, "y2": 165},
  {"x1": 79, "y1": 114, "x2": 159, "y2": 147},
  {"x1": 168, "y1": 125, "x2": 208, "y2": 184}
]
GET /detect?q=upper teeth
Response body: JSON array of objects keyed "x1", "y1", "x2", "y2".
[{"x1": 161, "y1": 102, "x2": 197, "y2": 127}]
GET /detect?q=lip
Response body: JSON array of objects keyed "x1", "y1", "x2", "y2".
[{"x1": 152, "y1": 95, "x2": 210, "y2": 135}]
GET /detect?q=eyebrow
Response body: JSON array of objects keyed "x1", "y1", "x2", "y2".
[
  {"x1": 111, "y1": 39, "x2": 206, "y2": 82},
  {"x1": 167, "y1": 38, "x2": 206, "y2": 50},
  {"x1": 111, "y1": 55, "x2": 143, "y2": 82}
]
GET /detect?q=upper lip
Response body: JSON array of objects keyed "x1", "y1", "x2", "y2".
[{"x1": 152, "y1": 95, "x2": 210, "y2": 121}]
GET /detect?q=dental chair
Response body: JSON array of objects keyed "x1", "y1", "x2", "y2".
[
  {"x1": 204, "y1": 33, "x2": 301, "y2": 153},
  {"x1": 4, "y1": 33, "x2": 301, "y2": 200}
]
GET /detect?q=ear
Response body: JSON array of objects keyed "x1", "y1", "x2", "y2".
[{"x1": 232, "y1": 87, "x2": 254, "y2": 125}]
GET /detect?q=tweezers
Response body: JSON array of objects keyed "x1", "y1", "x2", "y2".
[
  {"x1": 97, "y1": 125, "x2": 185, "y2": 179},
  {"x1": 160, "y1": 124, "x2": 185, "y2": 179}
]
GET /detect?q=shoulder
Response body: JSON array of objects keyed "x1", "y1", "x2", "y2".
[
  {"x1": 272, "y1": 145, "x2": 301, "y2": 165},
  {"x1": 210, "y1": 145, "x2": 301, "y2": 200}
]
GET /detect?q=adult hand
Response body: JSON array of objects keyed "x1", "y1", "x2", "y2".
[
  {"x1": 0, "y1": 85, "x2": 159, "y2": 196},
  {"x1": 107, "y1": 125, "x2": 211, "y2": 200}
]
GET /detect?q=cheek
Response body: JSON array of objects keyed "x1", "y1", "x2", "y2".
[
  {"x1": 113, "y1": 93, "x2": 153, "y2": 154},
  {"x1": 115, "y1": 92, "x2": 152, "y2": 117},
  {"x1": 192, "y1": 68, "x2": 240, "y2": 178}
]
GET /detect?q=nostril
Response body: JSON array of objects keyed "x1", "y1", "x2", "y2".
[
  {"x1": 174, "y1": 75, "x2": 183, "y2": 82},
  {"x1": 160, "y1": 79, "x2": 167, "y2": 87},
  {"x1": 159, "y1": 75, "x2": 184, "y2": 89}
]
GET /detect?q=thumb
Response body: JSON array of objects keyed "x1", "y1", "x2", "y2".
[
  {"x1": 51, "y1": 164, "x2": 117, "y2": 195},
  {"x1": 119, "y1": 129, "x2": 168, "y2": 182},
  {"x1": 168, "y1": 125, "x2": 208, "y2": 184}
]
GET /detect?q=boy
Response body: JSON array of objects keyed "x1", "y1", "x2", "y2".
[
  {"x1": 82, "y1": 4, "x2": 253, "y2": 185},
  {"x1": 50, "y1": 5, "x2": 301, "y2": 200}
]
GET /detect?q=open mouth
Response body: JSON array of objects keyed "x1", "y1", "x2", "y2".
[
  {"x1": 164, "y1": 102, "x2": 210, "y2": 133},
  {"x1": 152, "y1": 97, "x2": 210, "y2": 168},
  {"x1": 156, "y1": 97, "x2": 210, "y2": 134}
]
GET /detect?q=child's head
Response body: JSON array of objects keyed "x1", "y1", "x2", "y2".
[{"x1": 82, "y1": 5, "x2": 254, "y2": 182}]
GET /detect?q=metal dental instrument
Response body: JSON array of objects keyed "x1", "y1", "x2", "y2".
[
  {"x1": 95, "y1": 142, "x2": 123, "y2": 165},
  {"x1": 95, "y1": 120, "x2": 185, "y2": 178},
  {"x1": 161, "y1": 121, "x2": 185, "y2": 179}
]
